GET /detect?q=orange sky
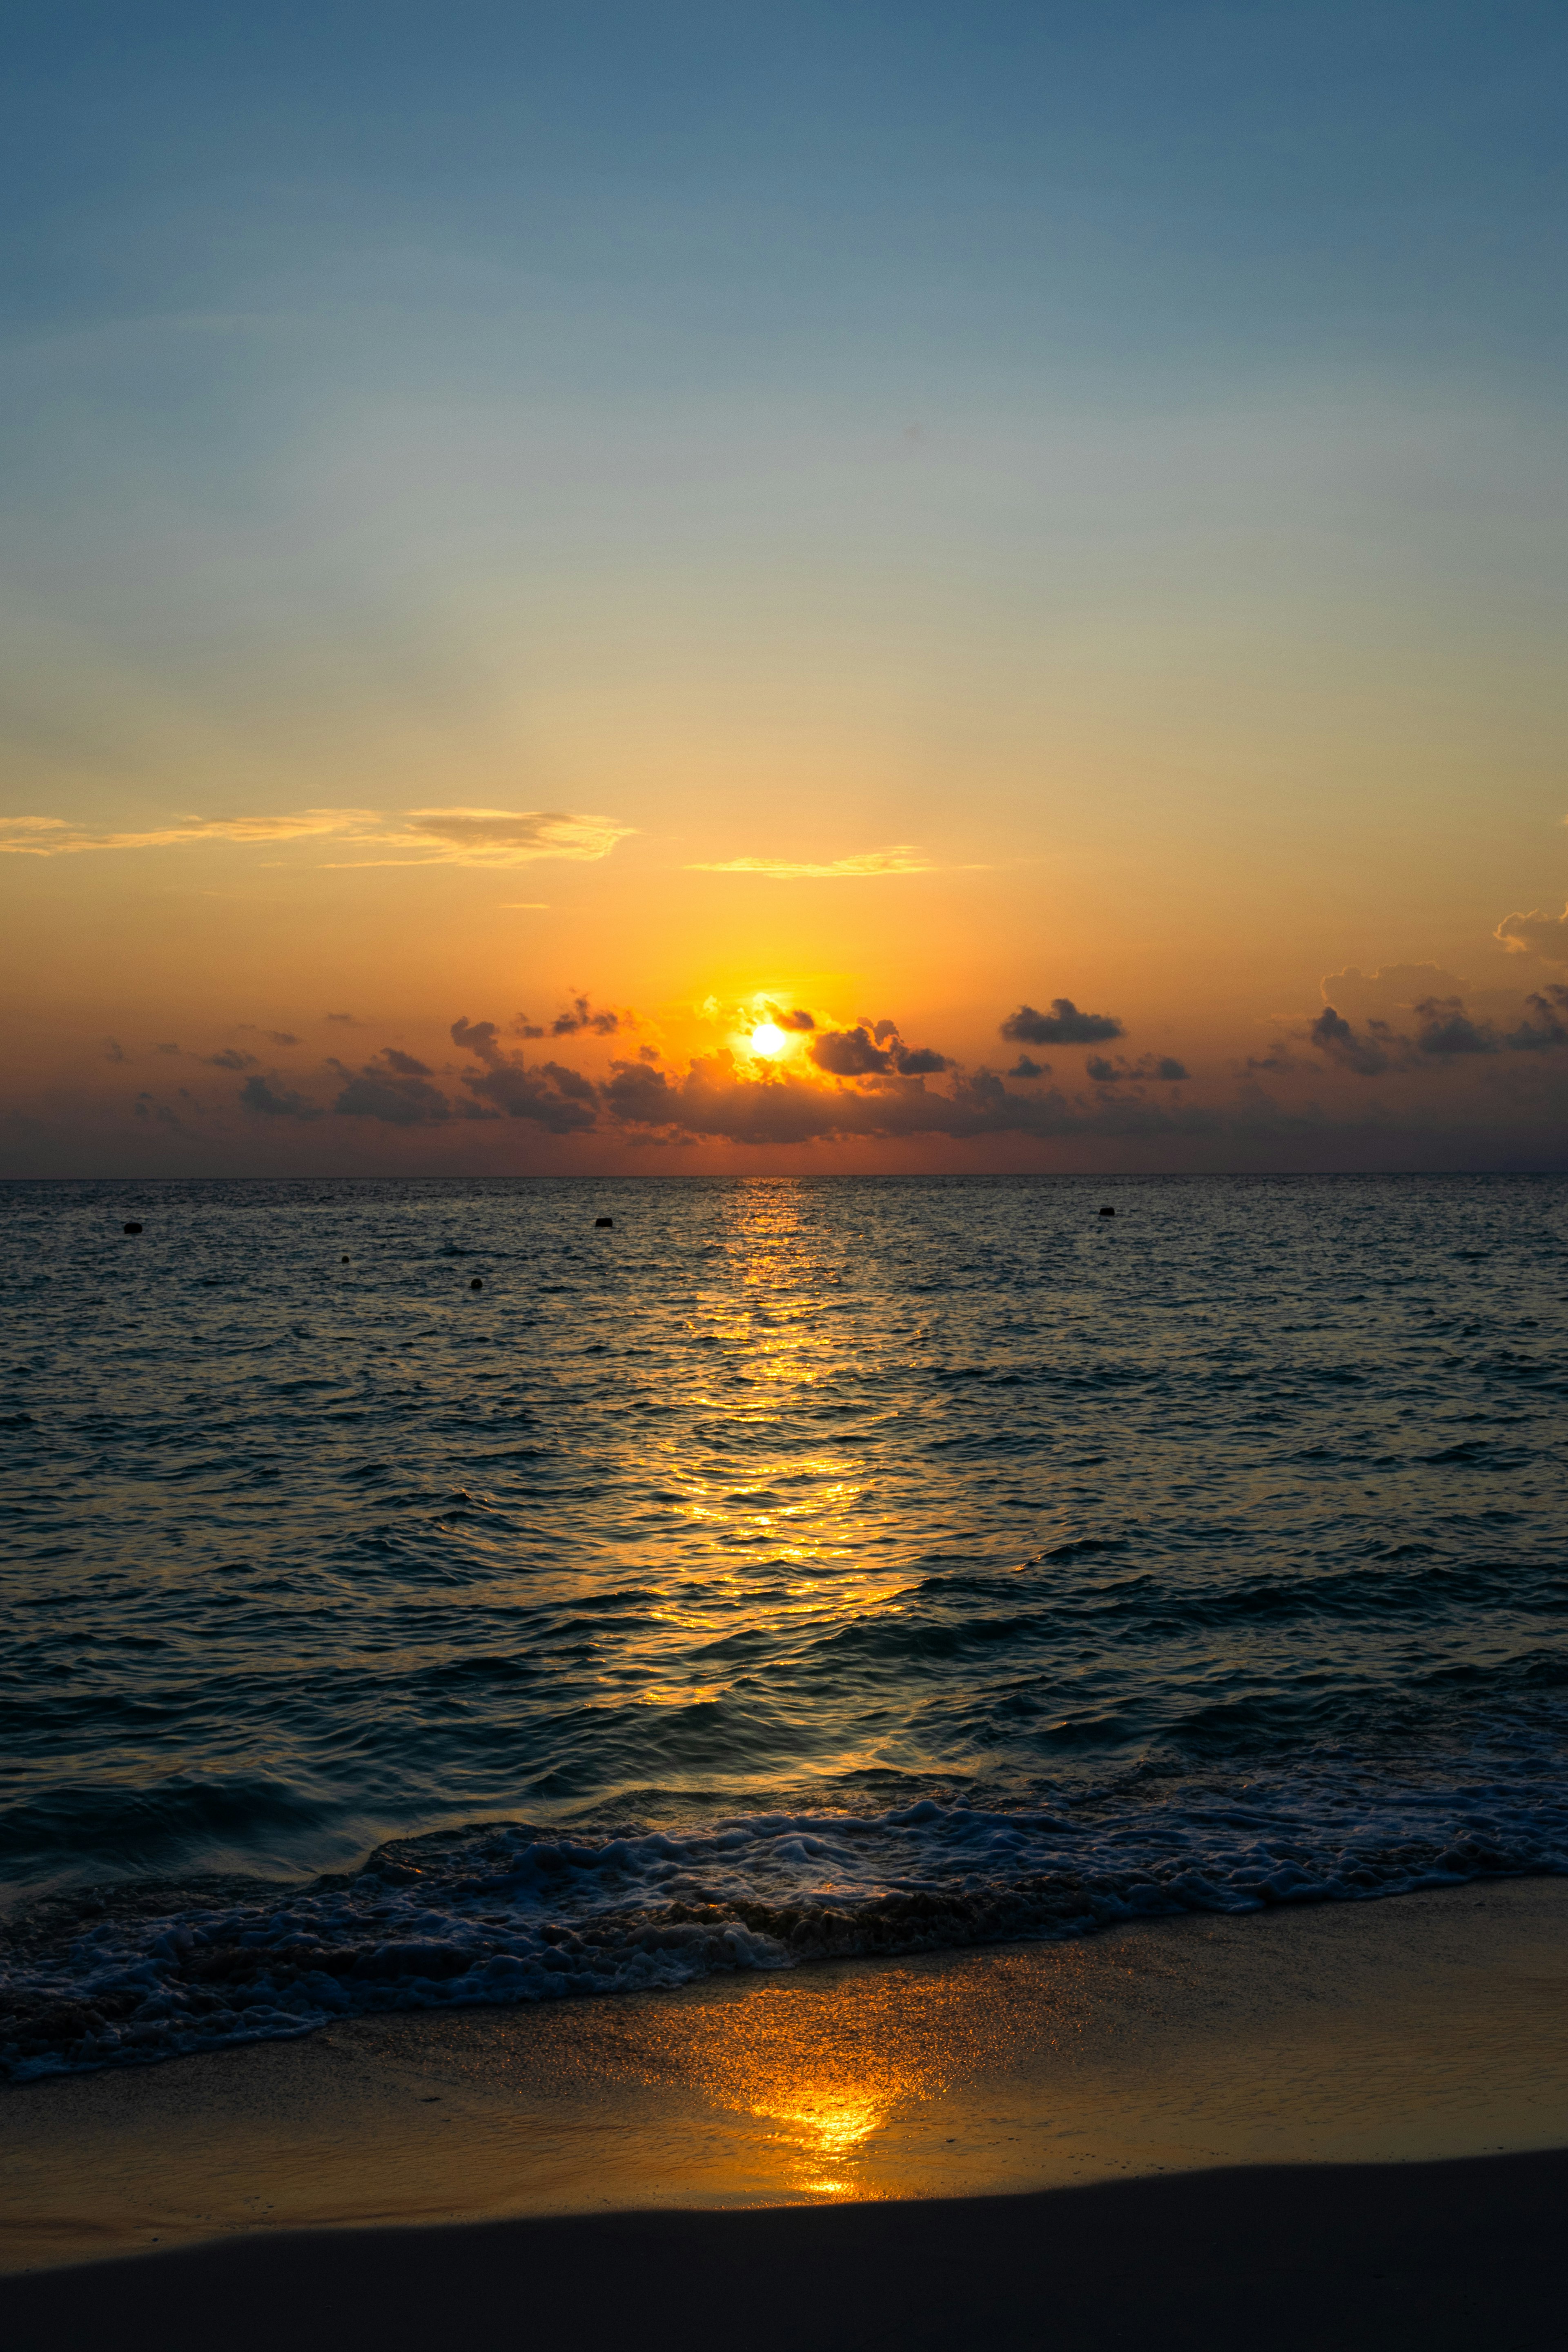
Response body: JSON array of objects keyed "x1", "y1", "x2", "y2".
[{"x1": 4, "y1": 6, "x2": 1568, "y2": 1173}]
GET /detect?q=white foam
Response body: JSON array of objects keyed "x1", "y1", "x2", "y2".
[{"x1": 6, "y1": 1753, "x2": 1567, "y2": 2078}]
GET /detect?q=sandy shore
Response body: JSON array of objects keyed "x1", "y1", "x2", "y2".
[{"x1": 4, "y1": 1878, "x2": 1567, "y2": 2343}]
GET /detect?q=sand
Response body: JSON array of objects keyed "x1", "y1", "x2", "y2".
[{"x1": 4, "y1": 1878, "x2": 1567, "y2": 2345}]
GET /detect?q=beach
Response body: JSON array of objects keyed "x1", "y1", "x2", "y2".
[
  {"x1": 5, "y1": 1877, "x2": 1566, "y2": 2344},
  {"x1": 5, "y1": 1178, "x2": 1567, "y2": 2343}
]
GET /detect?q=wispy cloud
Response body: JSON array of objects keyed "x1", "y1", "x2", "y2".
[
  {"x1": 0, "y1": 808, "x2": 633, "y2": 871},
  {"x1": 687, "y1": 845, "x2": 933, "y2": 879}
]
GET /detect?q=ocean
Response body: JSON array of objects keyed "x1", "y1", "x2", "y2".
[{"x1": 3, "y1": 1172, "x2": 1566, "y2": 2081}]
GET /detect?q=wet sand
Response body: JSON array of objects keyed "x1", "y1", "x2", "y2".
[{"x1": 3, "y1": 1879, "x2": 1567, "y2": 2344}]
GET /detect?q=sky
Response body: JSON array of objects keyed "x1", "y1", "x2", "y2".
[{"x1": 3, "y1": 0, "x2": 1567, "y2": 1175}]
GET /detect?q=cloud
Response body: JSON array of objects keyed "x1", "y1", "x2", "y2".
[
  {"x1": 1495, "y1": 904, "x2": 1568, "y2": 962},
  {"x1": 1321, "y1": 964, "x2": 1472, "y2": 1018},
  {"x1": 1307, "y1": 987, "x2": 1568, "y2": 1072},
  {"x1": 0, "y1": 810, "x2": 378, "y2": 857},
  {"x1": 810, "y1": 1026, "x2": 893, "y2": 1076},
  {"x1": 767, "y1": 1006, "x2": 817, "y2": 1031},
  {"x1": 134, "y1": 1092, "x2": 183, "y2": 1129},
  {"x1": 0, "y1": 808, "x2": 633, "y2": 871},
  {"x1": 241, "y1": 1074, "x2": 323, "y2": 1119},
  {"x1": 376, "y1": 1047, "x2": 433, "y2": 1076},
  {"x1": 450, "y1": 1017, "x2": 504, "y2": 1062},
  {"x1": 1085, "y1": 1054, "x2": 1189, "y2": 1082},
  {"x1": 550, "y1": 995, "x2": 621, "y2": 1036},
  {"x1": 1307, "y1": 1006, "x2": 1408, "y2": 1076},
  {"x1": 333, "y1": 1060, "x2": 454, "y2": 1125},
  {"x1": 204, "y1": 1047, "x2": 259, "y2": 1071},
  {"x1": 1008, "y1": 1056, "x2": 1049, "y2": 1078},
  {"x1": 325, "y1": 1012, "x2": 361, "y2": 1026},
  {"x1": 893, "y1": 1044, "x2": 950, "y2": 1074},
  {"x1": 330, "y1": 809, "x2": 632, "y2": 870},
  {"x1": 1412, "y1": 997, "x2": 1498, "y2": 1057},
  {"x1": 155, "y1": 1042, "x2": 181, "y2": 1056},
  {"x1": 267, "y1": 1031, "x2": 300, "y2": 1047},
  {"x1": 599, "y1": 1051, "x2": 1221, "y2": 1147},
  {"x1": 450, "y1": 1017, "x2": 599, "y2": 1133},
  {"x1": 1245, "y1": 1045, "x2": 1304, "y2": 1075},
  {"x1": 688, "y1": 846, "x2": 933, "y2": 878},
  {"x1": 104, "y1": 1038, "x2": 126, "y2": 1062},
  {"x1": 1505, "y1": 985, "x2": 1568, "y2": 1051},
  {"x1": 1001, "y1": 999, "x2": 1125, "y2": 1046}
]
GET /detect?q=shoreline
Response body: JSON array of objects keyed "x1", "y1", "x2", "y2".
[{"x1": 4, "y1": 1875, "x2": 1568, "y2": 2281}]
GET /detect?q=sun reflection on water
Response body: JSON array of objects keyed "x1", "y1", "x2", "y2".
[{"x1": 747, "y1": 2082, "x2": 891, "y2": 2192}]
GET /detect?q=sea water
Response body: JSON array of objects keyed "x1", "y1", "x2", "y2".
[{"x1": 2, "y1": 1173, "x2": 1566, "y2": 2078}]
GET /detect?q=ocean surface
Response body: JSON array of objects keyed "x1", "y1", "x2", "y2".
[{"x1": 3, "y1": 1173, "x2": 1567, "y2": 2080}]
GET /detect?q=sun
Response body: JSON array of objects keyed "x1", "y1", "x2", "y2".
[{"x1": 749, "y1": 1021, "x2": 788, "y2": 1057}]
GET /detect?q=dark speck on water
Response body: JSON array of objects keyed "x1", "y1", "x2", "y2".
[{"x1": 2, "y1": 1172, "x2": 1566, "y2": 2080}]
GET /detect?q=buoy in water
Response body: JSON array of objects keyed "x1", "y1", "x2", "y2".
[
  {"x1": 341, "y1": 1255, "x2": 349, "y2": 1263},
  {"x1": 1098, "y1": 1205, "x2": 1116, "y2": 1217},
  {"x1": 595, "y1": 1216, "x2": 614, "y2": 1228},
  {"x1": 123, "y1": 1221, "x2": 143, "y2": 1235},
  {"x1": 470, "y1": 1276, "x2": 483, "y2": 1289}
]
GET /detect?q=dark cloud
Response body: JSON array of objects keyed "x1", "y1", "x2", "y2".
[
  {"x1": 205, "y1": 1047, "x2": 259, "y2": 1071},
  {"x1": 1001, "y1": 999, "x2": 1124, "y2": 1047},
  {"x1": 155, "y1": 1042, "x2": 180, "y2": 1056},
  {"x1": 134, "y1": 1092, "x2": 183, "y2": 1129},
  {"x1": 1495, "y1": 904, "x2": 1568, "y2": 963},
  {"x1": 1008, "y1": 1056, "x2": 1049, "y2": 1079},
  {"x1": 334, "y1": 1070, "x2": 453, "y2": 1125},
  {"x1": 1086, "y1": 1054, "x2": 1189, "y2": 1084},
  {"x1": 638, "y1": 1044, "x2": 661, "y2": 1062},
  {"x1": 241, "y1": 1074, "x2": 323, "y2": 1119},
  {"x1": 511, "y1": 1014, "x2": 546, "y2": 1039},
  {"x1": 267, "y1": 1031, "x2": 299, "y2": 1047},
  {"x1": 450, "y1": 1016, "x2": 599, "y2": 1132},
  {"x1": 450, "y1": 1016, "x2": 504, "y2": 1062},
  {"x1": 1245, "y1": 1045, "x2": 1303, "y2": 1075},
  {"x1": 1412, "y1": 997, "x2": 1498, "y2": 1057},
  {"x1": 551, "y1": 995, "x2": 621, "y2": 1036},
  {"x1": 872, "y1": 1019, "x2": 899, "y2": 1044},
  {"x1": 597, "y1": 1051, "x2": 1217, "y2": 1147},
  {"x1": 893, "y1": 1044, "x2": 950, "y2": 1074},
  {"x1": 325, "y1": 1011, "x2": 360, "y2": 1026},
  {"x1": 1310, "y1": 987, "x2": 1566, "y2": 1073},
  {"x1": 768, "y1": 1006, "x2": 816, "y2": 1031},
  {"x1": 104, "y1": 1038, "x2": 125, "y2": 1062},
  {"x1": 1321, "y1": 964, "x2": 1472, "y2": 1020},
  {"x1": 810, "y1": 1026, "x2": 892, "y2": 1076},
  {"x1": 1307, "y1": 1007, "x2": 1408, "y2": 1077},
  {"x1": 328, "y1": 1046, "x2": 467, "y2": 1125},
  {"x1": 1505, "y1": 985, "x2": 1568, "y2": 1051}
]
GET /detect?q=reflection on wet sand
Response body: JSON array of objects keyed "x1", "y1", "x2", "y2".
[{"x1": 8, "y1": 1886, "x2": 1568, "y2": 2274}]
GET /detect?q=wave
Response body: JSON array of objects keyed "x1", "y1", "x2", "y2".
[{"x1": 7, "y1": 1752, "x2": 1568, "y2": 2081}]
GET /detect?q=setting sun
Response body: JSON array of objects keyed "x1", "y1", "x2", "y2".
[{"x1": 749, "y1": 1023, "x2": 789, "y2": 1058}]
